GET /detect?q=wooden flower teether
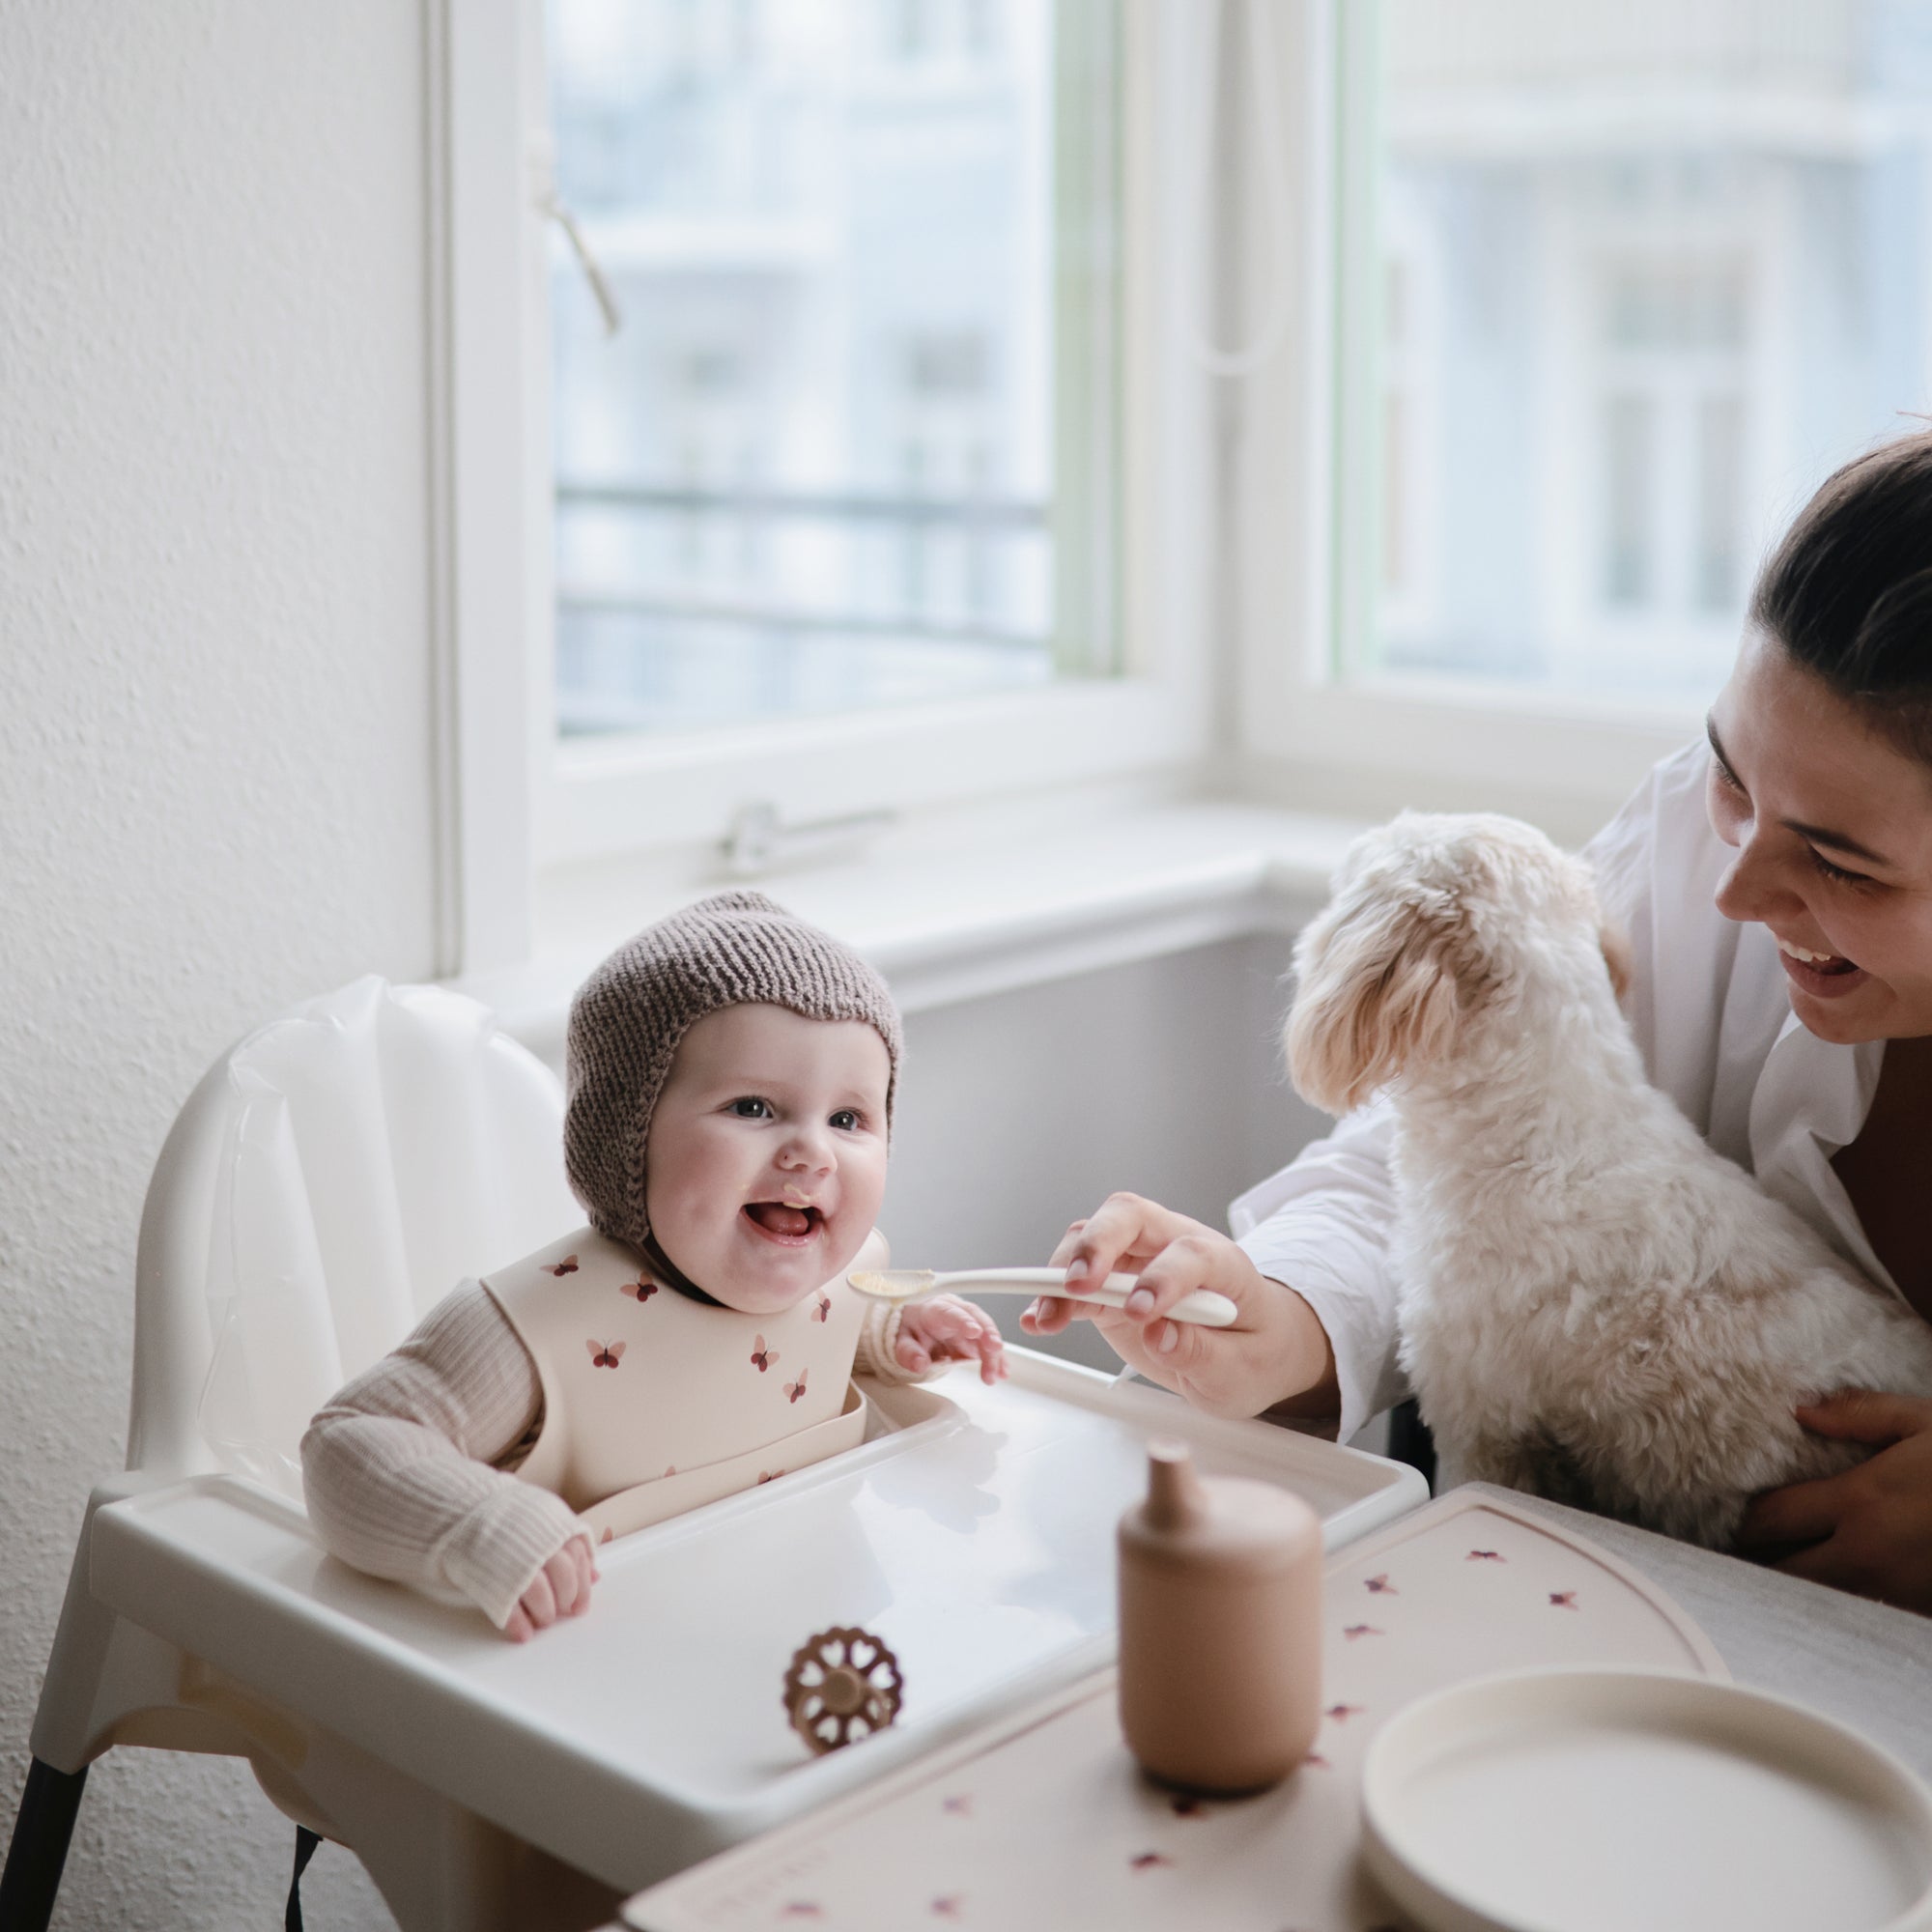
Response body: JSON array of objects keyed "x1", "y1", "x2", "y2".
[{"x1": 782, "y1": 1625, "x2": 904, "y2": 1754}]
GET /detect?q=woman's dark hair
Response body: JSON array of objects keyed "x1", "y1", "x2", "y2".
[{"x1": 1753, "y1": 426, "x2": 1932, "y2": 752}]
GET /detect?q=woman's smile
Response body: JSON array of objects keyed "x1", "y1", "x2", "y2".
[
  {"x1": 1706, "y1": 630, "x2": 1932, "y2": 1043},
  {"x1": 1773, "y1": 937, "x2": 1867, "y2": 1000}
]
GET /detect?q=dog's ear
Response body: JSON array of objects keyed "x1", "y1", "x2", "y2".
[
  {"x1": 1599, "y1": 922, "x2": 1632, "y2": 1005},
  {"x1": 1284, "y1": 894, "x2": 1465, "y2": 1116}
]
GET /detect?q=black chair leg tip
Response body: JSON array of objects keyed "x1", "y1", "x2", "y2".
[
  {"x1": 285, "y1": 1824, "x2": 324, "y2": 1932},
  {"x1": 1388, "y1": 1395, "x2": 1438, "y2": 1491},
  {"x1": 0, "y1": 1757, "x2": 90, "y2": 1932}
]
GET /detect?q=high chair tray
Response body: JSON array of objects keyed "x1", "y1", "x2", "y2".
[
  {"x1": 622, "y1": 1490, "x2": 1726, "y2": 1931},
  {"x1": 85, "y1": 1347, "x2": 1424, "y2": 1896}
]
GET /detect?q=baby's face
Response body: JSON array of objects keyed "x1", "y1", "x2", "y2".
[{"x1": 644, "y1": 1003, "x2": 892, "y2": 1316}]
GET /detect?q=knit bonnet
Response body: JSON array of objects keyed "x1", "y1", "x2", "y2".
[{"x1": 563, "y1": 890, "x2": 902, "y2": 1253}]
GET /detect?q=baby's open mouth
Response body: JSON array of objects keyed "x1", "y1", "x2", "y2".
[{"x1": 745, "y1": 1201, "x2": 821, "y2": 1238}]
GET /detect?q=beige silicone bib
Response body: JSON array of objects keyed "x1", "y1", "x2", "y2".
[{"x1": 485, "y1": 1226, "x2": 878, "y2": 1541}]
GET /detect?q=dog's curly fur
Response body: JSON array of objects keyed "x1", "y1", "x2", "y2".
[{"x1": 1286, "y1": 810, "x2": 1932, "y2": 1548}]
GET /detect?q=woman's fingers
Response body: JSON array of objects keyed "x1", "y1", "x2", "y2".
[
  {"x1": 502, "y1": 1604, "x2": 533, "y2": 1643},
  {"x1": 1045, "y1": 1219, "x2": 1090, "y2": 1268},
  {"x1": 1126, "y1": 1231, "x2": 1251, "y2": 1328},
  {"x1": 1020, "y1": 1294, "x2": 1104, "y2": 1334},
  {"x1": 1795, "y1": 1388, "x2": 1932, "y2": 1446},
  {"x1": 1734, "y1": 1473, "x2": 1845, "y2": 1552},
  {"x1": 1771, "y1": 1537, "x2": 1855, "y2": 1587},
  {"x1": 1055, "y1": 1193, "x2": 1193, "y2": 1291}
]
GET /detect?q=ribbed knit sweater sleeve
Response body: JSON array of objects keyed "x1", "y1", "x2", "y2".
[
  {"x1": 299, "y1": 1283, "x2": 584, "y2": 1631},
  {"x1": 854, "y1": 1296, "x2": 924, "y2": 1383},
  {"x1": 842, "y1": 1227, "x2": 943, "y2": 1386}
]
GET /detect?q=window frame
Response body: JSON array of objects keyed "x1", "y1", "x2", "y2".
[
  {"x1": 1231, "y1": 0, "x2": 1703, "y2": 844},
  {"x1": 435, "y1": 0, "x2": 1219, "y2": 973}
]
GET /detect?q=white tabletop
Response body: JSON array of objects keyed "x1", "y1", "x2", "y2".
[{"x1": 1483, "y1": 1484, "x2": 1932, "y2": 1780}]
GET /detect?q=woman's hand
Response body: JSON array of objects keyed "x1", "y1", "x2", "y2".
[
  {"x1": 1021, "y1": 1192, "x2": 1338, "y2": 1423},
  {"x1": 503, "y1": 1532, "x2": 599, "y2": 1642},
  {"x1": 896, "y1": 1293, "x2": 1009, "y2": 1384},
  {"x1": 1734, "y1": 1390, "x2": 1932, "y2": 1614}
]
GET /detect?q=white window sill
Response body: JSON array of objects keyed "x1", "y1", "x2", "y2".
[{"x1": 450, "y1": 794, "x2": 1368, "y2": 1063}]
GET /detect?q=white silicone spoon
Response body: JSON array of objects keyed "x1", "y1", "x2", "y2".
[{"x1": 846, "y1": 1265, "x2": 1238, "y2": 1328}]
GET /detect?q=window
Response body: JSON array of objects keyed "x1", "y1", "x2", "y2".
[
  {"x1": 1336, "y1": 0, "x2": 1932, "y2": 707},
  {"x1": 433, "y1": 0, "x2": 1211, "y2": 967},
  {"x1": 547, "y1": 0, "x2": 1119, "y2": 738}
]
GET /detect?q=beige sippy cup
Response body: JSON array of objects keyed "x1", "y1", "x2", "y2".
[{"x1": 1117, "y1": 1438, "x2": 1322, "y2": 1794}]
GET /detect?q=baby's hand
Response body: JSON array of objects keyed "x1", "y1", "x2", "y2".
[
  {"x1": 502, "y1": 1532, "x2": 599, "y2": 1643},
  {"x1": 896, "y1": 1294, "x2": 1008, "y2": 1385}
]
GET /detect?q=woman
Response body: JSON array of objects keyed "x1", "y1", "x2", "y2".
[{"x1": 1027, "y1": 428, "x2": 1932, "y2": 1614}]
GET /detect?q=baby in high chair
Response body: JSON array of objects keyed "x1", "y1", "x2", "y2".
[{"x1": 301, "y1": 892, "x2": 1006, "y2": 1639}]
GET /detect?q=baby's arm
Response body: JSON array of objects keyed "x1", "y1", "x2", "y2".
[{"x1": 300, "y1": 1284, "x2": 595, "y2": 1638}]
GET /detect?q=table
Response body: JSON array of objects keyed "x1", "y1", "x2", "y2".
[
  {"x1": 1491, "y1": 1485, "x2": 1932, "y2": 1780},
  {"x1": 615, "y1": 1481, "x2": 1932, "y2": 1930}
]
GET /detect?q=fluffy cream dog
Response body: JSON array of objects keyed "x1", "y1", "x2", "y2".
[{"x1": 1286, "y1": 810, "x2": 1932, "y2": 1548}]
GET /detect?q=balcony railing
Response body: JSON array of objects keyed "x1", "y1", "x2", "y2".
[{"x1": 554, "y1": 480, "x2": 1052, "y2": 651}]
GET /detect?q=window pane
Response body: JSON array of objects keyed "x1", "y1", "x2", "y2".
[
  {"x1": 1344, "y1": 0, "x2": 1932, "y2": 703},
  {"x1": 547, "y1": 0, "x2": 1118, "y2": 738}
]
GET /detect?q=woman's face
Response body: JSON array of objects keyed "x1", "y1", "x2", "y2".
[{"x1": 1707, "y1": 631, "x2": 1932, "y2": 1043}]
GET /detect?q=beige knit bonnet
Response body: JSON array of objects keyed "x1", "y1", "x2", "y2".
[{"x1": 563, "y1": 891, "x2": 902, "y2": 1254}]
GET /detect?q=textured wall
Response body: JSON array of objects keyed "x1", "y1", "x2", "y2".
[{"x1": 0, "y1": 3, "x2": 436, "y2": 1925}]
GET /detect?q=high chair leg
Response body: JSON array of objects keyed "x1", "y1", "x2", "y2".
[
  {"x1": 285, "y1": 1826, "x2": 323, "y2": 1932},
  {"x1": 0, "y1": 1756, "x2": 90, "y2": 1932}
]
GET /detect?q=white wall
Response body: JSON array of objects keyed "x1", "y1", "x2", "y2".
[
  {"x1": 891, "y1": 935, "x2": 1326, "y2": 1376},
  {"x1": 1, "y1": 4, "x2": 436, "y2": 1925}
]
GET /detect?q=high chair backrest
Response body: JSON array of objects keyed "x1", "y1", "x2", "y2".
[{"x1": 128, "y1": 977, "x2": 581, "y2": 1496}]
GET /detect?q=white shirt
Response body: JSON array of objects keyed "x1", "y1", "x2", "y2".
[{"x1": 1231, "y1": 740, "x2": 1898, "y2": 1443}]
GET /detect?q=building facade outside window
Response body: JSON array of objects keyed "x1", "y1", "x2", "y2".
[
  {"x1": 1346, "y1": 0, "x2": 1932, "y2": 707},
  {"x1": 547, "y1": 0, "x2": 1112, "y2": 739}
]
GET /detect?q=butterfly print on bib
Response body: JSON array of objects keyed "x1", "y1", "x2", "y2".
[
  {"x1": 783, "y1": 1368, "x2": 809, "y2": 1405},
  {"x1": 545, "y1": 1254, "x2": 581, "y2": 1277},
  {"x1": 585, "y1": 1339, "x2": 626, "y2": 1369},
  {"x1": 751, "y1": 1336, "x2": 778, "y2": 1372},
  {"x1": 621, "y1": 1275, "x2": 658, "y2": 1304},
  {"x1": 810, "y1": 1292, "x2": 831, "y2": 1322}
]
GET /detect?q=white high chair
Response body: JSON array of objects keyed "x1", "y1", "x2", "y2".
[
  {"x1": 2, "y1": 977, "x2": 603, "y2": 1932},
  {"x1": 4, "y1": 980, "x2": 1429, "y2": 1932}
]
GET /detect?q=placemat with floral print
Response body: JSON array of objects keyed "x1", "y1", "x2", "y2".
[{"x1": 626, "y1": 1490, "x2": 1726, "y2": 1932}]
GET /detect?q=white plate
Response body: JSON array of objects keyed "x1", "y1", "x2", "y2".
[{"x1": 1362, "y1": 1667, "x2": 1932, "y2": 1932}]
